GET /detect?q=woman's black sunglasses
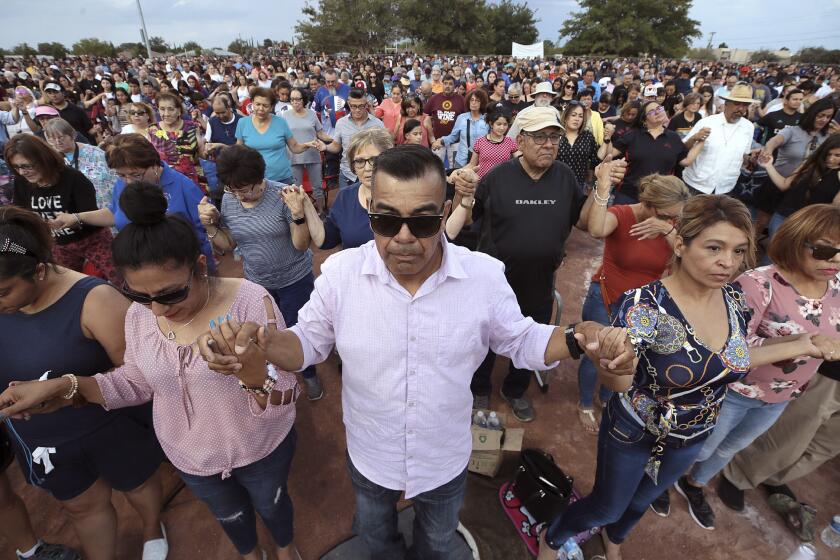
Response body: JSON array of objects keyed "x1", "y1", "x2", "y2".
[
  {"x1": 121, "y1": 278, "x2": 192, "y2": 305},
  {"x1": 808, "y1": 244, "x2": 840, "y2": 261},
  {"x1": 368, "y1": 213, "x2": 444, "y2": 238}
]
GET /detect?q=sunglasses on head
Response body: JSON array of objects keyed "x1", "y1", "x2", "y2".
[
  {"x1": 121, "y1": 276, "x2": 193, "y2": 306},
  {"x1": 808, "y1": 243, "x2": 840, "y2": 261},
  {"x1": 368, "y1": 213, "x2": 444, "y2": 238}
]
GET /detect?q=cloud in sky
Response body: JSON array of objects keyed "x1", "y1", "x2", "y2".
[{"x1": 3, "y1": 0, "x2": 838, "y2": 52}]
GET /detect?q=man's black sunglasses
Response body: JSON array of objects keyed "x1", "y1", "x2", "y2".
[
  {"x1": 808, "y1": 243, "x2": 840, "y2": 261},
  {"x1": 368, "y1": 213, "x2": 444, "y2": 238},
  {"x1": 121, "y1": 278, "x2": 192, "y2": 305}
]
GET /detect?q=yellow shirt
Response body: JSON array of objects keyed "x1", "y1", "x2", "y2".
[{"x1": 587, "y1": 111, "x2": 605, "y2": 145}]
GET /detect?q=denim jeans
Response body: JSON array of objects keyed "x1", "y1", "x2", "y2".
[
  {"x1": 338, "y1": 171, "x2": 356, "y2": 191},
  {"x1": 179, "y1": 429, "x2": 297, "y2": 555},
  {"x1": 267, "y1": 273, "x2": 317, "y2": 379},
  {"x1": 292, "y1": 162, "x2": 324, "y2": 200},
  {"x1": 546, "y1": 397, "x2": 705, "y2": 546},
  {"x1": 689, "y1": 389, "x2": 788, "y2": 486},
  {"x1": 768, "y1": 212, "x2": 786, "y2": 239},
  {"x1": 577, "y1": 282, "x2": 617, "y2": 408},
  {"x1": 347, "y1": 455, "x2": 467, "y2": 560}
]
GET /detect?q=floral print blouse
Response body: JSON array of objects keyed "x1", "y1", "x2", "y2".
[
  {"x1": 614, "y1": 280, "x2": 751, "y2": 482},
  {"x1": 66, "y1": 143, "x2": 119, "y2": 211},
  {"x1": 148, "y1": 121, "x2": 202, "y2": 187},
  {"x1": 729, "y1": 265, "x2": 839, "y2": 403}
]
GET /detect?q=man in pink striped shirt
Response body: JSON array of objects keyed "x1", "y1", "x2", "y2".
[{"x1": 199, "y1": 145, "x2": 634, "y2": 559}]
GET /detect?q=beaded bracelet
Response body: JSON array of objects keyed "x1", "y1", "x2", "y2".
[{"x1": 61, "y1": 374, "x2": 79, "y2": 400}]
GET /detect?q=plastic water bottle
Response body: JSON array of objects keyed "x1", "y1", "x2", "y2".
[
  {"x1": 473, "y1": 410, "x2": 487, "y2": 428},
  {"x1": 821, "y1": 515, "x2": 840, "y2": 548},
  {"x1": 487, "y1": 411, "x2": 502, "y2": 430},
  {"x1": 557, "y1": 539, "x2": 584, "y2": 560}
]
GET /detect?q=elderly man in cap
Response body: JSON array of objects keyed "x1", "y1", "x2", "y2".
[
  {"x1": 43, "y1": 83, "x2": 95, "y2": 144},
  {"x1": 682, "y1": 83, "x2": 758, "y2": 195},
  {"x1": 508, "y1": 81, "x2": 559, "y2": 138},
  {"x1": 447, "y1": 107, "x2": 627, "y2": 421},
  {"x1": 197, "y1": 144, "x2": 635, "y2": 560}
]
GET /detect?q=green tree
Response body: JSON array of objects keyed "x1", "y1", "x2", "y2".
[
  {"x1": 263, "y1": 38, "x2": 275, "y2": 48},
  {"x1": 228, "y1": 39, "x2": 251, "y2": 55},
  {"x1": 484, "y1": 0, "x2": 539, "y2": 54},
  {"x1": 718, "y1": 42, "x2": 729, "y2": 49},
  {"x1": 296, "y1": 0, "x2": 402, "y2": 53},
  {"x1": 72, "y1": 38, "x2": 116, "y2": 57},
  {"x1": 12, "y1": 43, "x2": 37, "y2": 56},
  {"x1": 37, "y1": 42, "x2": 68, "y2": 58},
  {"x1": 399, "y1": 0, "x2": 489, "y2": 53},
  {"x1": 148, "y1": 36, "x2": 169, "y2": 53},
  {"x1": 181, "y1": 41, "x2": 202, "y2": 53},
  {"x1": 559, "y1": 0, "x2": 701, "y2": 57},
  {"x1": 794, "y1": 47, "x2": 840, "y2": 65},
  {"x1": 117, "y1": 42, "x2": 146, "y2": 57},
  {"x1": 687, "y1": 47, "x2": 716, "y2": 60},
  {"x1": 749, "y1": 49, "x2": 780, "y2": 63}
]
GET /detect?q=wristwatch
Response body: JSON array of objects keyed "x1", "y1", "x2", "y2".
[
  {"x1": 564, "y1": 323, "x2": 584, "y2": 360},
  {"x1": 292, "y1": 215, "x2": 306, "y2": 225},
  {"x1": 239, "y1": 364, "x2": 279, "y2": 396},
  {"x1": 460, "y1": 198, "x2": 475, "y2": 209}
]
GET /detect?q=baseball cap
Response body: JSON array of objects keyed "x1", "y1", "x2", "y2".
[
  {"x1": 34, "y1": 106, "x2": 60, "y2": 118},
  {"x1": 43, "y1": 83, "x2": 63, "y2": 92},
  {"x1": 516, "y1": 106, "x2": 564, "y2": 132}
]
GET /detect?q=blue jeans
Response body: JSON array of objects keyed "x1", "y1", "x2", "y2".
[
  {"x1": 338, "y1": 171, "x2": 356, "y2": 191},
  {"x1": 292, "y1": 162, "x2": 324, "y2": 200},
  {"x1": 768, "y1": 212, "x2": 786, "y2": 239},
  {"x1": 267, "y1": 273, "x2": 317, "y2": 379},
  {"x1": 347, "y1": 455, "x2": 467, "y2": 560},
  {"x1": 689, "y1": 389, "x2": 788, "y2": 486},
  {"x1": 179, "y1": 428, "x2": 297, "y2": 555},
  {"x1": 546, "y1": 397, "x2": 705, "y2": 546},
  {"x1": 577, "y1": 282, "x2": 616, "y2": 408}
]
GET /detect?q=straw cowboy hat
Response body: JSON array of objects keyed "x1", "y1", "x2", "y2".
[
  {"x1": 531, "y1": 81, "x2": 558, "y2": 96},
  {"x1": 719, "y1": 83, "x2": 758, "y2": 104}
]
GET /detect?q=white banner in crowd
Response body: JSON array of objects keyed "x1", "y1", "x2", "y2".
[{"x1": 511, "y1": 41, "x2": 544, "y2": 58}]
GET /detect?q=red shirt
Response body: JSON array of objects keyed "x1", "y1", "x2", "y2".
[
  {"x1": 423, "y1": 93, "x2": 465, "y2": 138},
  {"x1": 593, "y1": 204, "x2": 672, "y2": 308},
  {"x1": 473, "y1": 136, "x2": 518, "y2": 178}
]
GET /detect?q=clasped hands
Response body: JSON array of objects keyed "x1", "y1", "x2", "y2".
[{"x1": 574, "y1": 321, "x2": 637, "y2": 378}]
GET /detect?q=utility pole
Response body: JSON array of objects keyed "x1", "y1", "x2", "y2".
[
  {"x1": 135, "y1": 0, "x2": 152, "y2": 59},
  {"x1": 706, "y1": 32, "x2": 716, "y2": 50}
]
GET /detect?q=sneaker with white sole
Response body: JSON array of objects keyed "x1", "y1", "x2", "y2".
[
  {"x1": 18, "y1": 542, "x2": 81, "y2": 560},
  {"x1": 674, "y1": 476, "x2": 715, "y2": 530},
  {"x1": 142, "y1": 523, "x2": 168, "y2": 560},
  {"x1": 649, "y1": 490, "x2": 670, "y2": 517}
]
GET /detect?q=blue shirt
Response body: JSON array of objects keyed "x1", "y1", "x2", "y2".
[
  {"x1": 235, "y1": 115, "x2": 294, "y2": 182},
  {"x1": 442, "y1": 113, "x2": 490, "y2": 168},
  {"x1": 578, "y1": 80, "x2": 602, "y2": 102},
  {"x1": 322, "y1": 182, "x2": 373, "y2": 250},
  {"x1": 109, "y1": 162, "x2": 214, "y2": 267}
]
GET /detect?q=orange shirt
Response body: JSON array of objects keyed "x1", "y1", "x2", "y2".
[{"x1": 593, "y1": 204, "x2": 672, "y2": 308}]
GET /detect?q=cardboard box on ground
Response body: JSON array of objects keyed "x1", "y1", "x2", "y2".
[{"x1": 469, "y1": 410, "x2": 524, "y2": 477}]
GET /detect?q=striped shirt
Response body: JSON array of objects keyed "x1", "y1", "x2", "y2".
[{"x1": 220, "y1": 180, "x2": 313, "y2": 289}]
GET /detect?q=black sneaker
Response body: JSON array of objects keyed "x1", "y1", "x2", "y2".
[
  {"x1": 674, "y1": 476, "x2": 715, "y2": 530},
  {"x1": 717, "y1": 475, "x2": 745, "y2": 512},
  {"x1": 760, "y1": 482, "x2": 797, "y2": 501},
  {"x1": 19, "y1": 542, "x2": 81, "y2": 560},
  {"x1": 499, "y1": 389, "x2": 535, "y2": 422},
  {"x1": 649, "y1": 490, "x2": 670, "y2": 517}
]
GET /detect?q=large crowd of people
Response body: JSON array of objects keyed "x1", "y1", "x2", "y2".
[{"x1": 0, "y1": 50, "x2": 838, "y2": 560}]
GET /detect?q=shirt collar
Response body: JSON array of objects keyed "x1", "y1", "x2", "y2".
[
  {"x1": 159, "y1": 162, "x2": 176, "y2": 187},
  {"x1": 360, "y1": 235, "x2": 469, "y2": 287}
]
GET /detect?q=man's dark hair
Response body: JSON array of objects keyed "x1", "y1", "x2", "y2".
[
  {"x1": 216, "y1": 144, "x2": 266, "y2": 188},
  {"x1": 577, "y1": 87, "x2": 595, "y2": 100},
  {"x1": 584, "y1": 67, "x2": 596, "y2": 76},
  {"x1": 442, "y1": 74, "x2": 455, "y2": 83},
  {"x1": 348, "y1": 88, "x2": 366, "y2": 101},
  {"x1": 371, "y1": 145, "x2": 446, "y2": 205}
]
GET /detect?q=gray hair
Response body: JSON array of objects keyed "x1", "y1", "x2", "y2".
[
  {"x1": 507, "y1": 83, "x2": 522, "y2": 96},
  {"x1": 421, "y1": 80, "x2": 432, "y2": 89},
  {"x1": 42, "y1": 118, "x2": 76, "y2": 139},
  {"x1": 346, "y1": 128, "x2": 395, "y2": 169}
]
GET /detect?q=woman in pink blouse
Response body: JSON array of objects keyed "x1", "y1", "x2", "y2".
[
  {"x1": 0, "y1": 182, "x2": 301, "y2": 560},
  {"x1": 659, "y1": 204, "x2": 840, "y2": 530}
]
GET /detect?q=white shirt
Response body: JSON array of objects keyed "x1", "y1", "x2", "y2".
[
  {"x1": 682, "y1": 113, "x2": 755, "y2": 194},
  {"x1": 289, "y1": 239, "x2": 557, "y2": 497}
]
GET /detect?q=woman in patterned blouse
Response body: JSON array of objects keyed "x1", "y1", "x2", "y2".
[
  {"x1": 653, "y1": 204, "x2": 840, "y2": 530},
  {"x1": 539, "y1": 195, "x2": 838, "y2": 560},
  {"x1": 148, "y1": 92, "x2": 205, "y2": 189}
]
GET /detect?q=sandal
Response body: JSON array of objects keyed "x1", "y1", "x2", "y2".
[
  {"x1": 578, "y1": 406, "x2": 599, "y2": 434},
  {"x1": 767, "y1": 493, "x2": 817, "y2": 542}
]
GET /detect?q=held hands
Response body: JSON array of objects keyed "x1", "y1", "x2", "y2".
[
  {"x1": 692, "y1": 127, "x2": 711, "y2": 143},
  {"x1": 630, "y1": 217, "x2": 674, "y2": 240},
  {"x1": 603, "y1": 122, "x2": 615, "y2": 141},
  {"x1": 200, "y1": 316, "x2": 268, "y2": 386},
  {"x1": 594, "y1": 158, "x2": 627, "y2": 186},
  {"x1": 756, "y1": 153, "x2": 774, "y2": 168},
  {"x1": 431, "y1": 139, "x2": 444, "y2": 151},
  {"x1": 280, "y1": 185, "x2": 307, "y2": 217},
  {"x1": 197, "y1": 196, "x2": 220, "y2": 227},
  {"x1": 450, "y1": 167, "x2": 479, "y2": 199},
  {"x1": 809, "y1": 335, "x2": 840, "y2": 361},
  {"x1": 0, "y1": 379, "x2": 71, "y2": 421},
  {"x1": 48, "y1": 212, "x2": 77, "y2": 231},
  {"x1": 575, "y1": 322, "x2": 636, "y2": 374}
]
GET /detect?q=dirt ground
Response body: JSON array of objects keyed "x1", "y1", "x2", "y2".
[{"x1": 4, "y1": 228, "x2": 839, "y2": 560}]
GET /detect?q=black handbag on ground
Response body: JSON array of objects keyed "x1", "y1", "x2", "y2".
[{"x1": 512, "y1": 448, "x2": 574, "y2": 523}]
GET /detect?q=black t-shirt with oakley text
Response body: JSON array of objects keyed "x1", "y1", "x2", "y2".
[
  {"x1": 757, "y1": 110, "x2": 801, "y2": 144},
  {"x1": 472, "y1": 158, "x2": 586, "y2": 308},
  {"x1": 13, "y1": 167, "x2": 100, "y2": 245}
]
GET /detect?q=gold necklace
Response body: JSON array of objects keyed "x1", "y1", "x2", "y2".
[{"x1": 162, "y1": 280, "x2": 211, "y2": 341}]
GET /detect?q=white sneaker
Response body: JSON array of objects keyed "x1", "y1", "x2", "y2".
[{"x1": 142, "y1": 523, "x2": 168, "y2": 560}]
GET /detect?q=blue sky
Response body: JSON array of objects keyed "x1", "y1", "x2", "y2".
[{"x1": 3, "y1": 0, "x2": 839, "y2": 53}]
